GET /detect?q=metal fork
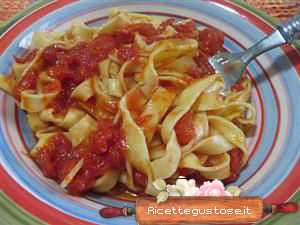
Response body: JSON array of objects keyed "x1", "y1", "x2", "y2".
[{"x1": 209, "y1": 14, "x2": 300, "y2": 92}]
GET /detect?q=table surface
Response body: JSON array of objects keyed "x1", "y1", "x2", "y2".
[{"x1": 0, "y1": 0, "x2": 299, "y2": 24}]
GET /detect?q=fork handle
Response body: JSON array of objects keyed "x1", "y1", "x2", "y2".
[
  {"x1": 278, "y1": 14, "x2": 300, "y2": 43},
  {"x1": 241, "y1": 13, "x2": 300, "y2": 63}
]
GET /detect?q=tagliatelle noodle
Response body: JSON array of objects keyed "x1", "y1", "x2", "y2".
[{"x1": 0, "y1": 9, "x2": 256, "y2": 196}]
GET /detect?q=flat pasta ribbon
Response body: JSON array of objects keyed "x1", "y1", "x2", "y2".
[{"x1": 0, "y1": 9, "x2": 256, "y2": 196}]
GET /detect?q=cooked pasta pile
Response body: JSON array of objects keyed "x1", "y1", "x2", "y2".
[{"x1": 0, "y1": 9, "x2": 256, "y2": 196}]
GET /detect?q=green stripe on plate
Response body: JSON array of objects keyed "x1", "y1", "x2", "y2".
[
  {"x1": 232, "y1": 0, "x2": 300, "y2": 50},
  {"x1": 0, "y1": 0, "x2": 51, "y2": 35},
  {"x1": 258, "y1": 188, "x2": 300, "y2": 225},
  {"x1": 232, "y1": 0, "x2": 280, "y2": 26},
  {"x1": 0, "y1": 191, "x2": 46, "y2": 225}
]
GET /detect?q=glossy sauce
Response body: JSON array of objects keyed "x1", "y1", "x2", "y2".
[
  {"x1": 198, "y1": 28, "x2": 224, "y2": 57},
  {"x1": 178, "y1": 148, "x2": 244, "y2": 185},
  {"x1": 21, "y1": 19, "x2": 235, "y2": 196},
  {"x1": 13, "y1": 20, "x2": 224, "y2": 111},
  {"x1": 126, "y1": 88, "x2": 147, "y2": 119},
  {"x1": 133, "y1": 169, "x2": 148, "y2": 188},
  {"x1": 13, "y1": 69, "x2": 38, "y2": 100},
  {"x1": 189, "y1": 28, "x2": 224, "y2": 78},
  {"x1": 175, "y1": 111, "x2": 196, "y2": 145},
  {"x1": 67, "y1": 120, "x2": 126, "y2": 195},
  {"x1": 14, "y1": 49, "x2": 37, "y2": 64},
  {"x1": 37, "y1": 30, "x2": 135, "y2": 113},
  {"x1": 178, "y1": 168, "x2": 208, "y2": 186},
  {"x1": 34, "y1": 120, "x2": 126, "y2": 195},
  {"x1": 34, "y1": 132, "x2": 76, "y2": 182},
  {"x1": 223, "y1": 148, "x2": 243, "y2": 184},
  {"x1": 117, "y1": 45, "x2": 139, "y2": 63}
]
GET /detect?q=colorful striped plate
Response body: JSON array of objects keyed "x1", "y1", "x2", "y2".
[{"x1": 0, "y1": 1, "x2": 299, "y2": 224}]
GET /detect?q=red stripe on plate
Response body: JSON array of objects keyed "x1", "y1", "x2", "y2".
[
  {"x1": 0, "y1": 0, "x2": 77, "y2": 54},
  {"x1": 214, "y1": 0, "x2": 274, "y2": 33},
  {"x1": 264, "y1": 160, "x2": 300, "y2": 203},
  {"x1": 0, "y1": 164, "x2": 97, "y2": 225},
  {"x1": 217, "y1": 0, "x2": 300, "y2": 204},
  {"x1": 0, "y1": 0, "x2": 100, "y2": 224}
]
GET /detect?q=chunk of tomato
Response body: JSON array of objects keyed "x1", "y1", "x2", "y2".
[
  {"x1": 178, "y1": 168, "x2": 207, "y2": 186},
  {"x1": 14, "y1": 49, "x2": 37, "y2": 64},
  {"x1": 173, "y1": 20, "x2": 196, "y2": 33},
  {"x1": 175, "y1": 111, "x2": 196, "y2": 145},
  {"x1": 13, "y1": 69, "x2": 38, "y2": 100},
  {"x1": 223, "y1": 148, "x2": 243, "y2": 184},
  {"x1": 192, "y1": 52, "x2": 215, "y2": 77},
  {"x1": 133, "y1": 169, "x2": 148, "y2": 188},
  {"x1": 158, "y1": 18, "x2": 176, "y2": 33},
  {"x1": 198, "y1": 28, "x2": 224, "y2": 56},
  {"x1": 117, "y1": 45, "x2": 139, "y2": 63}
]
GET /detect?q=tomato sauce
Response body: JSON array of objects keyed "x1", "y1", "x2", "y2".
[
  {"x1": 67, "y1": 120, "x2": 126, "y2": 195},
  {"x1": 21, "y1": 18, "x2": 231, "y2": 196},
  {"x1": 13, "y1": 69, "x2": 38, "y2": 100},
  {"x1": 13, "y1": 21, "x2": 222, "y2": 111},
  {"x1": 34, "y1": 132, "x2": 77, "y2": 182},
  {"x1": 117, "y1": 45, "x2": 139, "y2": 63},
  {"x1": 126, "y1": 88, "x2": 147, "y2": 117},
  {"x1": 198, "y1": 28, "x2": 224, "y2": 56},
  {"x1": 48, "y1": 78, "x2": 78, "y2": 113},
  {"x1": 41, "y1": 79, "x2": 62, "y2": 93},
  {"x1": 173, "y1": 20, "x2": 197, "y2": 39},
  {"x1": 231, "y1": 77, "x2": 246, "y2": 92},
  {"x1": 175, "y1": 111, "x2": 196, "y2": 145},
  {"x1": 34, "y1": 120, "x2": 127, "y2": 195},
  {"x1": 133, "y1": 169, "x2": 148, "y2": 188},
  {"x1": 179, "y1": 149, "x2": 244, "y2": 186},
  {"x1": 192, "y1": 51, "x2": 215, "y2": 77},
  {"x1": 223, "y1": 148, "x2": 243, "y2": 184},
  {"x1": 16, "y1": 25, "x2": 155, "y2": 112},
  {"x1": 178, "y1": 168, "x2": 208, "y2": 186},
  {"x1": 187, "y1": 64, "x2": 212, "y2": 78},
  {"x1": 157, "y1": 18, "x2": 176, "y2": 33},
  {"x1": 14, "y1": 49, "x2": 38, "y2": 64},
  {"x1": 126, "y1": 23, "x2": 159, "y2": 44},
  {"x1": 231, "y1": 83, "x2": 244, "y2": 92},
  {"x1": 158, "y1": 18, "x2": 197, "y2": 39}
]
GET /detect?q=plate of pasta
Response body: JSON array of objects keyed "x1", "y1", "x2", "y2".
[{"x1": 0, "y1": 1, "x2": 299, "y2": 225}]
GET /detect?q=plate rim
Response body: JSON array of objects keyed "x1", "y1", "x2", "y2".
[
  {"x1": 0, "y1": 0, "x2": 51, "y2": 35},
  {"x1": 0, "y1": 1, "x2": 299, "y2": 225}
]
